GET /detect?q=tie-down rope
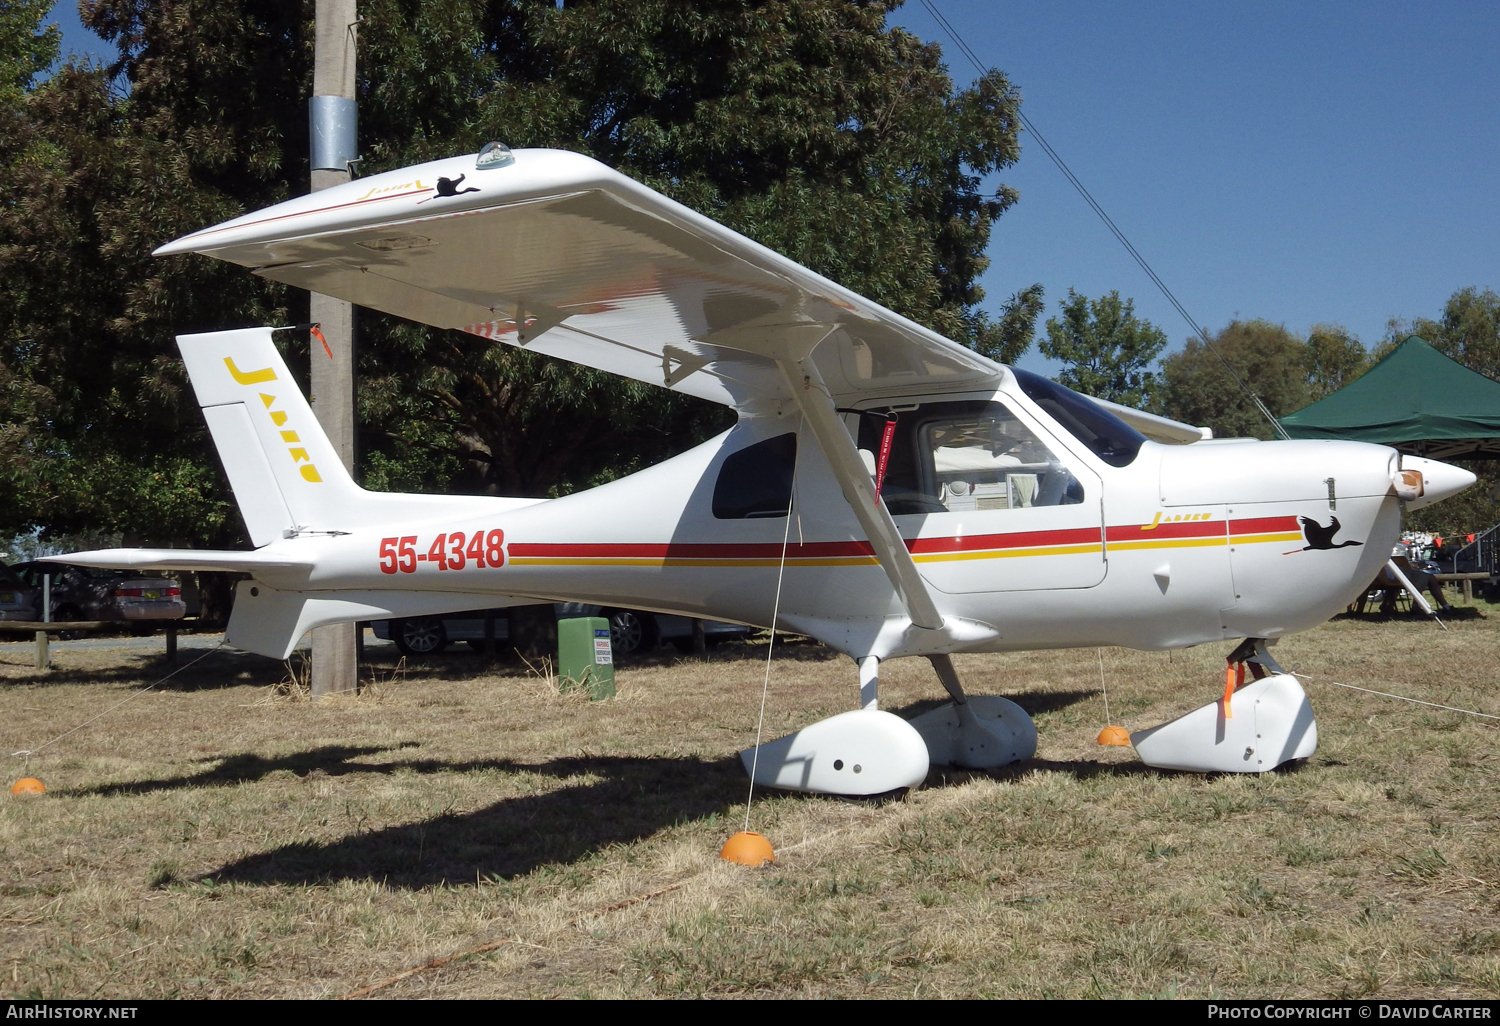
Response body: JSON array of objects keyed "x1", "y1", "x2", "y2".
[
  {"x1": 10, "y1": 641, "x2": 227, "y2": 767},
  {"x1": 1294, "y1": 670, "x2": 1500, "y2": 722}
]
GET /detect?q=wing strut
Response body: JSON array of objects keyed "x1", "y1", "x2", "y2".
[{"x1": 780, "y1": 352, "x2": 945, "y2": 631}]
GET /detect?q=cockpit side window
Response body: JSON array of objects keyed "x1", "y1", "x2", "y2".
[
  {"x1": 856, "y1": 401, "x2": 1083, "y2": 515},
  {"x1": 1010, "y1": 368, "x2": 1147, "y2": 468},
  {"x1": 712, "y1": 432, "x2": 797, "y2": 519}
]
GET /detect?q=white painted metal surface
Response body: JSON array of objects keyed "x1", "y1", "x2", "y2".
[
  {"x1": 908, "y1": 696, "x2": 1038, "y2": 769},
  {"x1": 741, "y1": 709, "x2": 930, "y2": 795},
  {"x1": 1131, "y1": 673, "x2": 1318, "y2": 773}
]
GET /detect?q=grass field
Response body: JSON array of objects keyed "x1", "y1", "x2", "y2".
[{"x1": 4, "y1": 604, "x2": 1500, "y2": 999}]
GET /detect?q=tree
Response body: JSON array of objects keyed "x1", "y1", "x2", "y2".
[
  {"x1": 3, "y1": 0, "x2": 1032, "y2": 542},
  {"x1": 1381, "y1": 287, "x2": 1500, "y2": 539},
  {"x1": 350, "y1": 0, "x2": 1032, "y2": 496},
  {"x1": 0, "y1": 0, "x2": 57, "y2": 107},
  {"x1": 980, "y1": 283, "x2": 1045, "y2": 366},
  {"x1": 1159, "y1": 320, "x2": 1311, "y2": 440},
  {"x1": 0, "y1": 51, "x2": 294, "y2": 545},
  {"x1": 1039, "y1": 289, "x2": 1166, "y2": 408},
  {"x1": 1385, "y1": 287, "x2": 1500, "y2": 380},
  {"x1": 1305, "y1": 323, "x2": 1368, "y2": 402}
]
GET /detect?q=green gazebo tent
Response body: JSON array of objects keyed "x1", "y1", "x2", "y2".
[{"x1": 1281, "y1": 336, "x2": 1500, "y2": 459}]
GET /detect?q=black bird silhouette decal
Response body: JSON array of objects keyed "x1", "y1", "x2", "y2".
[
  {"x1": 1285, "y1": 516, "x2": 1364, "y2": 554},
  {"x1": 434, "y1": 174, "x2": 480, "y2": 197}
]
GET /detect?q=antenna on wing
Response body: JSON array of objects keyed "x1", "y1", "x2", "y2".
[{"x1": 917, "y1": 0, "x2": 1290, "y2": 440}]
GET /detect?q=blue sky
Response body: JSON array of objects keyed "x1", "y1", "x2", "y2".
[
  {"x1": 889, "y1": 1, "x2": 1500, "y2": 372},
  {"x1": 44, "y1": 1, "x2": 1499, "y2": 374}
]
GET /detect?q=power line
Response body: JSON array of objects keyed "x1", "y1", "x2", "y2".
[{"x1": 917, "y1": 0, "x2": 1288, "y2": 439}]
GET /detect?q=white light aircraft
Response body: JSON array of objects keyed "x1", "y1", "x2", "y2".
[{"x1": 54, "y1": 144, "x2": 1476, "y2": 794}]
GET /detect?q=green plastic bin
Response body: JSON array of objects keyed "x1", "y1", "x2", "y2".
[{"x1": 558, "y1": 616, "x2": 615, "y2": 699}]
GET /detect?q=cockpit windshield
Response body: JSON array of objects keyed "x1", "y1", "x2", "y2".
[{"x1": 1011, "y1": 368, "x2": 1147, "y2": 468}]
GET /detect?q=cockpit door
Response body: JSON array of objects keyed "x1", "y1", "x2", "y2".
[{"x1": 855, "y1": 399, "x2": 1106, "y2": 594}]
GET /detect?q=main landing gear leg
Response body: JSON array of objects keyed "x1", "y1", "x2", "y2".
[
  {"x1": 1130, "y1": 637, "x2": 1318, "y2": 773},
  {"x1": 858, "y1": 656, "x2": 880, "y2": 710},
  {"x1": 907, "y1": 654, "x2": 1038, "y2": 769}
]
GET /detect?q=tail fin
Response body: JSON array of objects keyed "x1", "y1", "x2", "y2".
[
  {"x1": 181, "y1": 325, "x2": 543, "y2": 546},
  {"x1": 179, "y1": 327, "x2": 360, "y2": 544}
]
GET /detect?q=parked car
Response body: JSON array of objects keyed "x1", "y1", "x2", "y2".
[
  {"x1": 372, "y1": 603, "x2": 749, "y2": 657},
  {"x1": 0, "y1": 563, "x2": 40, "y2": 622},
  {"x1": 8, "y1": 562, "x2": 186, "y2": 626}
]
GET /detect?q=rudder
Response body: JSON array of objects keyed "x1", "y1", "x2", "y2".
[{"x1": 179, "y1": 327, "x2": 360, "y2": 542}]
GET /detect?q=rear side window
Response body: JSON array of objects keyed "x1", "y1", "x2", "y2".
[{"x1": 713, "y1": 433, "x2": 797, "y2": 519}]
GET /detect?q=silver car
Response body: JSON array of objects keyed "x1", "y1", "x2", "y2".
[{"x1": 10, "y1": 562, "x2": 186, "y2": 624}]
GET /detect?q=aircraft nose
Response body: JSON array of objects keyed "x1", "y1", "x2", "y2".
[{"x1": 1395, "y1": 455, "x2": 1477, "y2": 510}]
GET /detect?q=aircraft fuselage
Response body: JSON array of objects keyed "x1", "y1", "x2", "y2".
[{"x1": 239, "y1": 381, "x2": 1403, "y2": 662}]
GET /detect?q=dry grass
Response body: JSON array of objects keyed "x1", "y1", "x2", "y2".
[{"x1": 3, "y1": 603, "x2": 1500, "y2": 999}]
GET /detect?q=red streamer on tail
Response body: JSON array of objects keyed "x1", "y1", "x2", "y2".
[{"x1": 310, "y1": 323, "x2": 333, "y2": 360}]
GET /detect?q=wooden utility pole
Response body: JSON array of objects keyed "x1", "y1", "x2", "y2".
[{"x1": 309, "y1": 0, "x2": 359, "y2": 697}]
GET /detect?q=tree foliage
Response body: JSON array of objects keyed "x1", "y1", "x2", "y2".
[
  {"x1": 1383, "y1": 287, "x2": 1500, "y2": 380},
  {"x1": 351, "y1": 0, "x2": 1032, "y2": 495},
  {"x1": 1039, "y1": 289, "x2": 1166, "y2": 408},
  {"x1": 1159, "y1": 321, "x2": 1321, "y2": 440},
  {"x1": 0, "y1": 0, "x2": 58, "y2": 106},
  {"x1": 1382, "y1": 287, "x2": 1500, "y2": 538},
  {"x1": 2, "y1": 0, "x2": 1033, "y2": 544},
  {"x1": 1158, "y1": 320, "x2": 1378, "y2": 440},
  {"x1": 1305, "y1": 323, "x2": 1368, "y2": 402}
]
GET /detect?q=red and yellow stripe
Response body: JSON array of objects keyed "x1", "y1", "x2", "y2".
[
  {"x1": 1227, "y1": 515, "x2": 1304, "y2": 547},
  {"x1": 506, "y1": 515, "x2": 1305, "y2": 569},
  {"x1": 1107, "y1": 517, "x2": 1228, "y2": 551}
]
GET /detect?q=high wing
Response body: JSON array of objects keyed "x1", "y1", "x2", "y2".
[{"x1": 156, "y1": 147, "x2": 1002, "y2": 410}]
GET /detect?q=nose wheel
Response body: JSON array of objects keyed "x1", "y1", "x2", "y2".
[{"x1": 1131, "y1": 639, "x2": 1319, "y2": 773}]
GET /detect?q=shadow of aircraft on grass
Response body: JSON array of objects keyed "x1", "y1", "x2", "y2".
[
  {"x1": 71, "y1": 685, "x2": 1175, "y2": 889},
  {"x1": 69, "y1": 742, "x2": 427, "y2": 797},
  {"x1": 186, "y1": 689, "x2": 1102, "y2": 888},
  {"x1": 0, "y1": 646, "x2": 287, "y2": 690},
  {"x1": 205, "y1": 753, "x2": 747, "y2": 888}
]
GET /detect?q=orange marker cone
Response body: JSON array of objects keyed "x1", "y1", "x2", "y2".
[
  {"x1": 10, "y1": 778, "x2": 45, "y2": 795},
  {"x1": 1096, "y1": 725, "x2": 1131, "y2": 746},
  {"x1": 720, "y1": 831, "x2": 775, "y2": 866}
]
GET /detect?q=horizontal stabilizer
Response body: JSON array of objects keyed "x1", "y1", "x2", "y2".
[{"x1": 42, "y1": 548, "x2": 314, "y2": 574}]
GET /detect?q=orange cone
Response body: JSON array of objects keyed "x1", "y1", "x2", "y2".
[
  {"x1": 10, "y1": 778, "x2": 45, "y2": 795},
  {"x1": 1096, "y1": 725, "x2": 1131, "y2": 746},
  {"x1": 719, "y1": 831, "x2": 775, "y2": 866}
]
